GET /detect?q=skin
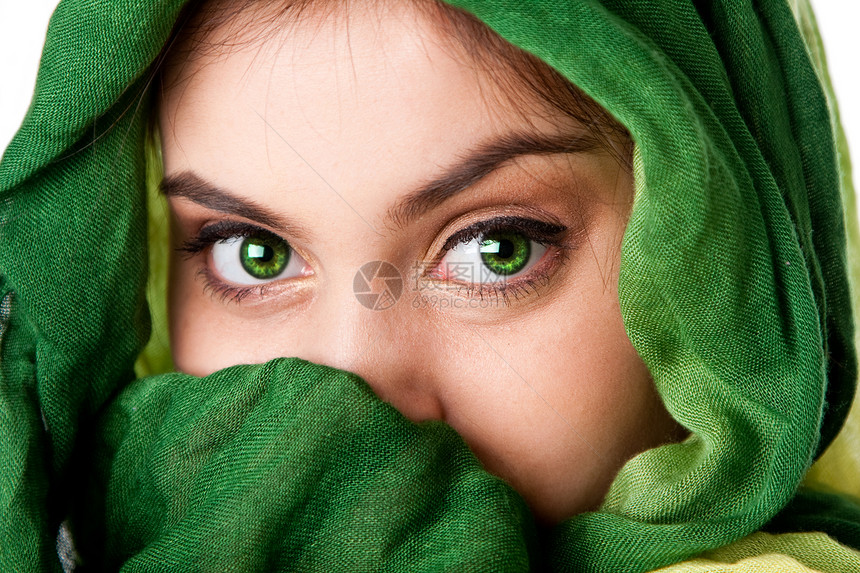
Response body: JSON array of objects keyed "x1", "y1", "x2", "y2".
[{"x1": 160, "y1": 2, "x2": 683, "y2": 523}]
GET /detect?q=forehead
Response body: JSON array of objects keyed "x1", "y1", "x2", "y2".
[{"x1": 158, "y1": 2, "x2": 571, "y2": 225}]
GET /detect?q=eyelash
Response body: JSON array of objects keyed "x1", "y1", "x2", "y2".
[
  {"x1": 179, "y1": 221, "x2": 285, "y2": 303},
  {"x1": 431, "y1": 216, "x2": 569, "y2": 305},
  {"x1": 178, "y1": 216, "x2": 570, "y2": 305}
]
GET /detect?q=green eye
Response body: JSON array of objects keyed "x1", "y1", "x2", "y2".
[
  {"x1": 240, "y1": 233, "x2": 291, "y2": 279},
  {"x1": 479, "y1": 231, "x2": 531, "y2": 276}
]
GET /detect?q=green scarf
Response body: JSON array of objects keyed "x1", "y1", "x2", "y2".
[{"x1": 2, "y1": 0, "x2": 859, "y2": 571}]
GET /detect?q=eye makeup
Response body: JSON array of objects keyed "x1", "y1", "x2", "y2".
[
  {"x1": 175, "y1": 211, "x2": 574, "y2": 307},
  {"x1": 178, "y1": 220, "x2": 312, "y2": 303},
  {"x1": 424, "y1": 215, "x2": 572, "y2": 305}
]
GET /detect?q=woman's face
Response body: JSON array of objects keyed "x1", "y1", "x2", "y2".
[{"x1": 160, "y1": 3, "x2": 681, "y2": 523}]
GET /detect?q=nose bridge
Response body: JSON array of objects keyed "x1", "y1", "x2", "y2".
[{"x1": 300, "y1": 267, "x2": 444, "y2": 423}]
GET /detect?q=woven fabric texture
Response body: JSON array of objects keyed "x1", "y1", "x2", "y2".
[{"x1": 1, "y1": 0, "x2": 860, "y2": 571}]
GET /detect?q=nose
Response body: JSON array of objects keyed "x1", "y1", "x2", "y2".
[{"x1": 297, "y1": 269, "x2": 445, "y2": 423}]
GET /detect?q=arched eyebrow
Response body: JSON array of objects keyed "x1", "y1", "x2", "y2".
[
  {"x1": 160, "y1": 172, "x2": 313, "y2": 242},
  {"x1": 161, "y1": 130, "x2": 601, "y2": 236},
  {"x1": 385, "y1": 129, "x2": 601, "y2": 229}
]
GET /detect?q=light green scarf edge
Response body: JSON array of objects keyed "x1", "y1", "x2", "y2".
[
  {"x1": 788, "y1": 0, "x2": 860, "y2": 503},
  {"x1": 134, "y1": 122, "x2": 173, "y2": 378}
]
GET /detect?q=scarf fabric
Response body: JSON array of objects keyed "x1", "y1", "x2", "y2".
[{"x1": 2, "y1": 0, "x2": 859, "y2": 571}]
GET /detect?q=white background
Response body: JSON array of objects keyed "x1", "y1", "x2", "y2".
[{"x1": 1, "y1": 1, "x2": 858, "y2": 220}]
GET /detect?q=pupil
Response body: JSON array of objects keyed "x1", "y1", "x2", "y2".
[
  {"x1": 248, "y1": 243, "x2": 273, "y2": 263},
  {"x1": 479, "y1": 232, "x2": 530, "y2": 276},
  {"x1": 496, "y1": 239, "x2": 514, "y2": 259}
]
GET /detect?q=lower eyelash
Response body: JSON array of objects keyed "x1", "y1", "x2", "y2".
[
  {"x1": 436, "y1": 247, "x2": 566, "y2": 307},
  {"x1": 196, "y1": 266, "x2": 271, "y2": 304},
  {"x1": 454, "y1": 273, "x2": 552, "y2": 306}
]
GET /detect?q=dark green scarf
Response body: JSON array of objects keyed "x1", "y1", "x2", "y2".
[{"x1": 2, "y1": 0, "x2": 858, "y2": 571}]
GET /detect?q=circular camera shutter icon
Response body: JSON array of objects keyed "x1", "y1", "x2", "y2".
[{"x1": 353, "y1": 261, "x2": 403, "y2": 310}]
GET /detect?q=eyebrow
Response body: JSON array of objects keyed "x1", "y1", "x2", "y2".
[
  {"x1": 161, "y1": 129, "x2": 602, "y2": 234},
  {"x1": 385, "y1": 129, "x2": 601, "y2": 228},
  {"x1": 160, "y1": 172, "x2": 312, "y2": 241}
]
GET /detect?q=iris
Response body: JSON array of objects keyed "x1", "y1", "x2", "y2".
[
  {"x1": 479, "y1": 232, "x2": 530, "y2": 276},
  {"x1": 240, "y1": 234, "x2": 290, "y2": 279}
]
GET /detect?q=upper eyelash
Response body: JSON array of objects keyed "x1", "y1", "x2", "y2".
[
  {"x1": 181, "y1": 216, "x2": 565, "y2": 259},
  {"x1": 429, "y1": 215, "x2": 571, "y2": 306},
  {"x1": 440, "y1": 215, "x2": 567, "y2": 253},
  {"x1": 178, "y1": 222, "x2": 292, "y2": 304},
  {"x1": 178, "y1": 221, "x2": 284, "y2": 258}
]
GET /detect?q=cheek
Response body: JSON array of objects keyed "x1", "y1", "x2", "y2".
[
  {"x1": 438, "y1": 301, "x2": 664, "y2": 523},
  {"x1": 167, "y1": 252, "x2": 300, "y2": 376},
  {"x1": 430, "y1": 235, "x2": 672, "y2": 522},
  {"x1": 168, "y1": 253, "x2": 226, "y2": 376}
]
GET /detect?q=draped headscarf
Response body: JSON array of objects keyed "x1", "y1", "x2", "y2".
[{"x1": 2, "y1": 0, "x2": 859, "y2": 570}]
